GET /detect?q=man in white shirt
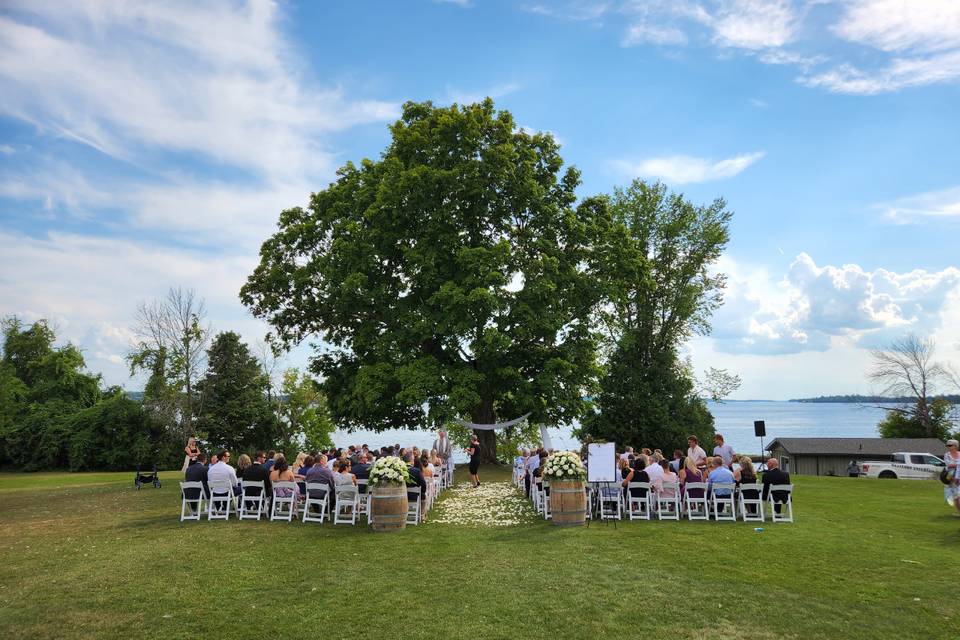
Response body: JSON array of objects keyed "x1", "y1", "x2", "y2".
[
  {"x1": 619, "y1": 446, "x2": 634, "y2": 461},
  {"x1": 713, "y1": 434, "x2": 736, "y2": 469},
  {"x1": 207, "y1": 449, "x2": 240, "y2": 495},
  {"x1": 644, "y1": 456, "x2": 665, "y2": 491},
  {"x1": 687, "y1": 436, "x2": 707, "y2": 469}
]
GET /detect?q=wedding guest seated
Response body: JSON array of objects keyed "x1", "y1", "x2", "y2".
[
  {"x1": 334, "y1": 459, "x2": 356, "y2": 486},
  {"x1": 680, "y1": 456, "x2": 704, "y2": 499},
  {"x1": 296, "y1": 455, "x2": 315, "y2": 479},
  {"x1": 305, "y1": 454, "x2": 335, "y2": 492},
  {"x1": 706, "y1": 457, "x2": 735, "y2": 499},
  {"x1": 669, "y1": 449, "x2": 683, "y2": 473},
  {"x1": 629, "y1": 454, "x2": 650, "y2": 500},
  {"x1": 241, "y1": 450, "x2": 272, "y2": 498},
  {"x1": 735, "y1": 456, "x2": 759, "y2": 513},
  {"x1": 762, "y1": 458, "x2": 791, "y2": 513},
  {"x1": 269, "y1": 454, "x2": 298, "y2": 499},
  {"x1": 419, "y1": 454, "x2": 434, "y2": 479},
  {"x1": 292, "y1": 452, "x2": 307, "y2": 476},
  {"x1": 352, "y1": 453, "x2": 371, "y2": 481},
  {"x1": 404, "y1": 451, "x2": 427, "y2": 504},
  {"x1": 659, "y1": 459, "x2": 678, "y2": 497},
  {"x1": 644, "y1": 454, "x2": 665, "y2": 491},
  {"x1": 184, "y1": 451, "x2": 209, "y2": 498},
  {"x1": 263, "y1": 449, "x2": 277, "y2": 473},
  {"x1": 208, "y1": 449, "x2": 240, "y2": 495}
]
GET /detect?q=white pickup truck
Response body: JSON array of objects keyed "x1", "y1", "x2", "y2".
[{"x1": 860, "y1": 452, "x2": 945, "y2": 479}]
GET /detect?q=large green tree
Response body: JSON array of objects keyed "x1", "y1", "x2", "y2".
[
  {"x1": 579, "y1": 180, "x2": 731, "y2": 450},
  {"x1": 195, "y1": 331, "x2": 277, "y2": 453},
  {"x1": 242, "y1": 100, "x2": 606, "y2": 461}
]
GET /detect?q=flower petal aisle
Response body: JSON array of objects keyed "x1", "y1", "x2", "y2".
[{"x1": 430, "y1": 481, "x2": 537, "y2": 527}]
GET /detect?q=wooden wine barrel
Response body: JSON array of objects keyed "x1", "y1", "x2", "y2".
[
  {"x1": 370, "y1": 484, "x2": 408, "y2": 532},
  {"x1": 550, "y1": 479, "x2": 587, "y2": 526}
]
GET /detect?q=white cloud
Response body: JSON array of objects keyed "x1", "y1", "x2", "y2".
[
  {"x1": 832, "y1": 0, "x2": 960, "y2": 54},
  {"x1": 801, "y1": 50, "x2": 960, "y2": 94},
  {"x1": 878, "y1": 185, "x2": 960, "y2": 224},
  {"x1": 708, "y1": 0, "x2": 798, "y2": 50},
  {"x1": 803, "y1": 0, "x2": 960, "y2": 94},
  {"x1": 615, "y1": 150, "x2": 764, "y2": 184},
  {"x1": 0, "y1": 230, "x2": 311, "y2": 386},
  {"x1": 0, "y1": 144, "x2": 14, "y2": 155},
  {"x1": 622, "y1": 22, "x2": 688, "y2": 46},
  {"x1": 524, "y1": 2, "x2": 612, "y2": 22},
  {"x1": 0, "y1": 2, "x2": 398, "y2": 181},
  {"x1": 711, "y1": 253, "x2": 960, "y2": 355}
]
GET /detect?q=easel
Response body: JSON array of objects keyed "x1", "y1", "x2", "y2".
[{"x1": 586, "y1": 442, "x2": 619, "y2": 528}]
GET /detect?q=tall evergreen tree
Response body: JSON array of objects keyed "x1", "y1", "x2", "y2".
[{"x1": 196, "y1": 331, "x2": 277, "y2": 453}]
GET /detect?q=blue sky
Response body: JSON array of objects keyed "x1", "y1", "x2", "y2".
[{"x1": 2, "y1": 0, "x2": 960, "y2": 399}]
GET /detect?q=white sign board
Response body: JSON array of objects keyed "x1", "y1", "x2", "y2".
[{"x1": 587, "y1": 442, "x2": 617, "y2": 483}]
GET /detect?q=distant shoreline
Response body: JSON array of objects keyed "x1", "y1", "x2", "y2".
[{"x1": 788, "y1": 395, "x2": 960, "y2": 404}]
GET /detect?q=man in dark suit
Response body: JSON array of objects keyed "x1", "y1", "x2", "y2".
[
  {"x1": 762, "y1": 457, "x2": 791, "y2": 513},
  {"x1": 241, "y1": 450, "x2": 272, "y2": 501},
  {"x1": 352, "y1": 453, "x2": 371, "y2": 481},
  {"x1": 184, "y1": 451, "x2": 209, "y2": 501},
  {"x1": 404, "y1": 451, "x2": 427, "y2": 505}
]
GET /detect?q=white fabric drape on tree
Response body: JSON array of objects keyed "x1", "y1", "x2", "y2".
[{"x1": 452, "y1": 412, "x2": 553, "y2": 449}]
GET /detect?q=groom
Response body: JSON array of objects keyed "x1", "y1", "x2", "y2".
[{"x1": 433, "y1": 429, "x2": 453, "y2": 479}]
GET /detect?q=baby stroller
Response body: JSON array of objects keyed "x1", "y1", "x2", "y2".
[{"x1": 135, "y1": 464, "x2": 162, "y2": 490}]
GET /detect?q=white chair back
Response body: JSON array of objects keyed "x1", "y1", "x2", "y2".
[
  {"x1": 270, "y1": 481, "x2": 297, "y2": 522},
  {"x1": 767, "y1": 483, "x2": 794, "y2": 523},
  {"x1": 683, "y1": 482, "x2": 709, "y2": 521},
  {"x1": 179, "y1": 481, "x2": 205, "y2": 522},
  {"x1": 334, "y1": 485, "x2": 359, "y2": 525},
  {"x1": 239, "y1": 480, "x2": 265, "y2": 521},
  {"x1": 657, "y1": 482, "x2": 681, "y2": 520},
  {"x1": 207, "y1": 479, "x2": 235, "y2": 520},
  {"x1": 302, "y1": 482, "x2": 329, "y2": 523},
  {"x1": 738, "y1": 483, "x2": 765, "y2": 522}
]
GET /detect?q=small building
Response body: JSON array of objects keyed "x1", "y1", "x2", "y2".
[{"x1": 764, "y1": 437, "x2": 946, "y2": 476}]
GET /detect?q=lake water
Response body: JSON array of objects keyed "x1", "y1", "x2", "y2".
[{"x1": 331, "y1": 401, "x2": 895, "y2": 462}]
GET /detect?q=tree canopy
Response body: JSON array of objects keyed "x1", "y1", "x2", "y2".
[
  {"x1": 242, "y1": 99, "x2": 607, "y2": 461},
  {"x1": 578, "y1": 180, "x2": 732, "y2": 450}
]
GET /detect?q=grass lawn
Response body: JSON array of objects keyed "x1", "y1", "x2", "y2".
[{"x1": 1, "y1": 465, "x2": 958, "y2": 640}]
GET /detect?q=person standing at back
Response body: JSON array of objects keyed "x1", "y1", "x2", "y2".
[
  {"x1": 467, "y1": 433, "x2": 481, "y2": 487},
  {"x1": 712, "y1": 434, "x2": 735, "y2": 469},
  {"x1": 686, "y1": 436, "x2": 707, "y2": 470},
  {"x1": 943, "y1": 439, "x2": 960, "y2": 514}
]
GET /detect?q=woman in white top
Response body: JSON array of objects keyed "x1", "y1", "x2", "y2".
[
  {"x1": 944, "y1": 439, "x2": 960, "y2": 514},
  {"x1": 333, "y1": 459, "x2": 356, "y2": 486}
]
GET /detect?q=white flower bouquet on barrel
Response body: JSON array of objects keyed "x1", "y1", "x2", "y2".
[
  {"x1": 543, "y1": 450, "x2": 587, "y2": 481},
  {"x1": 543, "y1": 450, "x2": 588, "y2": 526},
  {"x1": 368, "y1": 455, "x2": 412, "y2": 487},
  {"x1": 368, "y1": 456, "x2": 413, "y2": 532}
]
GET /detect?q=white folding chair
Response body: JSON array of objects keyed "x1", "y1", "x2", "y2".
[
  {"x1": 334, "y1": 485, "x2": 359, "y2": 525},
  {"x1": 238, "y1": 480, "x2": 266, "y2": 521},
  {"x1": 711, "y1": 483, "x2": 737, "y2": 521},
  {"x1": 542, "y1": 481, "x2": 552, "y2": 519},
  {"x1": 584, "y1": 485, "x2": 593, "y2": 520},
  {"x1": 356, "y1": 479, "x2": 370, "y2": 518},
  {"x1": 179, "y1": 481, "x2": 206, "y2": 521},
  {"x1": 599, "y1": 483, "x2": 622, "y2": 520},
  {"x1": 407, "y1": 487, "x2": 422, "y2": 525},
  {"x1": 626, "y1": 483, "x2": 653, "y2": 520},
  {"x1": 768, "y1": 484, "x2": 794, "y2": 523},
  {"x1": 657, "y1": 482, "x2": 681, "y2": 520},
  {"x1": 532, "y1": 480, "x2": 544, "y2": 514},
  {"x1": 738, "y1": 483, "x2": 765, "y2": 522},
  {"x1": 683, "y1": 483, "x2": 709, "y2": 521},
  {"x1": 207, "y1": 480, "x2": 237, "y2": 520},
  {"x1": 302, "y1": 482, "x2": 330, "y2": 523},
  {"x1": 270, "y1": 481, "x2": 297, "y2": 522}
]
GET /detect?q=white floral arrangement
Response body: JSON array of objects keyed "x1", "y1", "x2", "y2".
[
  {"x1": 368, "y1": 456, "x2": 412, "y2": 487},
  {"x1": 543, "y1": 450, "x2": 587, "y2": 481}
]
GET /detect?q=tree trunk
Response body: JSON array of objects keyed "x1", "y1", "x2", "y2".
[{"x1": 472, "y1": 398, "x2": 499, "y2": 464}]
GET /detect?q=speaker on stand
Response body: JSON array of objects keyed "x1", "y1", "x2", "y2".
[{"x1": 754, "y1": 420, "x2": 766, "y2": 468}]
